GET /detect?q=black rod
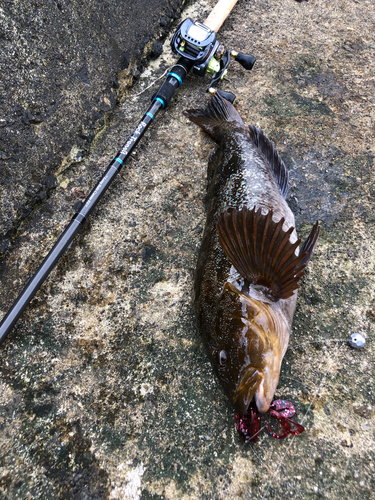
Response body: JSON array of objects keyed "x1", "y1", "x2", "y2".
[{"x1": 0, "y1": 58, "x2": 193, "y2": 345}]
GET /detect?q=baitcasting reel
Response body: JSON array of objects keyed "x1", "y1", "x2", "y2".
[{"x1": 171, "y1": 18, "x2": 256, "y2": 102}]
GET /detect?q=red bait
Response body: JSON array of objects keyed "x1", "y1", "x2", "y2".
[
  {"x1": 235, "y1": 399, "x2": 305, "y2": 443},
  {"x1": 235, "y1": 401, "x2": 262, "y2": 443},
  {"x1": 267, "y1": 399, "x2": 305, "y2": 439}
]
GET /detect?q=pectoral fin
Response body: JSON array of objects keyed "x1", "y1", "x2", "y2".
[{"x1": 216, "y1": 206, "x2": 319, "y2": 301}]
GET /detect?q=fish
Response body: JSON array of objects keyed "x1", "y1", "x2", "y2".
[{"x1": 183, "y1": 93, "x2": 319, "y2": 415}]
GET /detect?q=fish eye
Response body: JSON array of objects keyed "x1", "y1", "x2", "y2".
[{"x1": 219, "y1": 350, "x2": 228, "y2": 366}]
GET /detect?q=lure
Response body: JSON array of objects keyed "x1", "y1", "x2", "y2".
[{"x1": 235, "y1": 399, "x2": 304, "y2": 442}]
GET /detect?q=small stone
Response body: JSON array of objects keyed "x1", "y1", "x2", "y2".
[
  {"x1": 73, "y1": 200, "x2": 84, "y2": 212},
  {"x1": 120, "y1": 52, "x2": 130, "y2": 70},
  {"x1": 341, "y1": 438, "x2": 353, "y2": 448},
  {"x1": 151, "y1": 41, "x2": 163, "y2": 59},
  {"x1": 45, "y1": 174, "x2": 57, "y2": 189},
  {"x1": 354, "y1": 405, "x2": 373, "y2": 419},
  {"x1": 110, "y1": 76, "x2": 119, "y2": 89},
  {"x1": 348, "y1": 333, "x2": 365, "y2": 348}
]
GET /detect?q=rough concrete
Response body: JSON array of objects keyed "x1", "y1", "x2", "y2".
[
  {"x1": 0, "y1": 0, "x2": 184, "y2": 258},
  {"x1": 0, "y1": 0, "x2": 374, "y2": 499}
]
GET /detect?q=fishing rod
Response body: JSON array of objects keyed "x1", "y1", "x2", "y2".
[{"x1": 0, "y1": 0, "x2": 255, "y2": 346}]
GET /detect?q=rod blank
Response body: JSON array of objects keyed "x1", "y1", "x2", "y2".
[{"x1": 0, "y1": 101, "x2": 162, "y2": 345}]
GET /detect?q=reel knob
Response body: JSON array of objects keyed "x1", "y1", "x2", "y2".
[
  {"x1": 208, "y1": 87, "x2": 236, "y2": 103},
  {"x1": 231, "y1": 50, "x2": 256, "y2": 71}
]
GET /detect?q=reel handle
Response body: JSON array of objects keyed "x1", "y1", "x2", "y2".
[
  {"x1": 204, "y1": 0, "x2": 239, "y2": 32},
  {"x1": 208, "y1": 87, "x2": 236, "y2": 104},
  {"x1": 231, "y1": 51, "x2": 256, "y2": 71}
]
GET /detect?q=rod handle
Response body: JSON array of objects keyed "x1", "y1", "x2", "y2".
[{"x1": 203, "y1": 0, "x2": 239, "y2": 32}]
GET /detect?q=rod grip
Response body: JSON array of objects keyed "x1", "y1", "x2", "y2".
[{"x1": 203, "y1": 0, "x2": 239, "y2": 32}]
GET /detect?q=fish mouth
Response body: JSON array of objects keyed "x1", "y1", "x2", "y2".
[
  {"x1": 254, "y1": 382, "x2": 272, "y2": 414},
  {"x1": 232, "y1": 368, "x2": 264, "y2": 415},
  {"x1": 254, "y1": 354, "x2": 283, "y2": 413}
]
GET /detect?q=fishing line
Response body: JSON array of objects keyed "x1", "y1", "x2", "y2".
[
  {"x1": 132, "y1": 66, "x2": 173, "y2": 98},
  {"x1": 341, "y1": 454, "x2": 351, "y2": 479},
  {"x1": 253, "y1": 336, "x2": 366, "y2": 500},
  {"x1": 241, "y1": 340, "x2": 358, "y2": 499},
  {"x1": 294, "y1": 346, "x2": 355, "y2": 500},
  {"x1": 259, "y1": 346, "x2": 343, "y2": 500},
  {"x1": 246, "y1": 425, "x2": 268, "y2": 446},
  {"x1": 279, "y1": 375, "x2": 345, "y2": 422},
  {"x1": 289, "y1": 338, "x2": 349, "y2": 350},
  {"x1": 259, "y1": 436, "x2": 298, "y2": 500},
  {"x1": 300, "y1": 346, "x2": 342, "y2": 427},
  {"x1": 244, "y1": 427, "x2": 275, "y2": 477}
]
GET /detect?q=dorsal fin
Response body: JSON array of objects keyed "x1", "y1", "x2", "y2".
[
  {"x1": 216, "y1": 206, "x2": 319, "y2": 301},
  {"x1": 247, "y1": 126, "x2": 289, "y2": 199}
]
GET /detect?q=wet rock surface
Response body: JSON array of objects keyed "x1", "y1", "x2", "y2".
[
  {"x1": 0, "y1": 0, "x2": 374, "y2": 498},
  {"x1": 0, "y1": 0, "x2": 184, "y2": 258}
]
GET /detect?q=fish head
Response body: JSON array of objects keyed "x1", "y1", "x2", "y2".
[{"x1": 207, "y1": 282, "x2": 289, "y2": 414}]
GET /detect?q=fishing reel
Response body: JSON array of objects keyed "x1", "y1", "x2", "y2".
[{"x1": 171, "y1": 18, "x2": 256, "y2": 103}]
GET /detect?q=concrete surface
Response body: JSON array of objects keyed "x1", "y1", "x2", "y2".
[
  {"x1": 0, "y1": 0, "x2": 184, "y2": 258},
  {"x1": 0, "y1": 0, "x2": 374, "y2": 499}
]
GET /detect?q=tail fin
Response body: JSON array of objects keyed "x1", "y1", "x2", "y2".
[{"x1": 183, "y1": 92, "x2": 244, "y2": 143}]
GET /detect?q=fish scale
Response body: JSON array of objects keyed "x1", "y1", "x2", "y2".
[{"x1": 184, "y1": 92, "x2": 319, "y2": 415}]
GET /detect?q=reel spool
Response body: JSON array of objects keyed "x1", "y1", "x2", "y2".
[{"x1": 171, "y1": 17, "x2": 256, "y2": 102}]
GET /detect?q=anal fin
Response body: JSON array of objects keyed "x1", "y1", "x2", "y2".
[
  {"x1": 299, "y1": 221, "x2": 320, "y2": 267},
  {"x1": 216, "y1": 206, "x2": 319, "y2": 301}
]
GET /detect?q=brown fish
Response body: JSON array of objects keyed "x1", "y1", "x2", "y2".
[{"x1": 184, "y1": 93, "x2": 319, "y2": 415}]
